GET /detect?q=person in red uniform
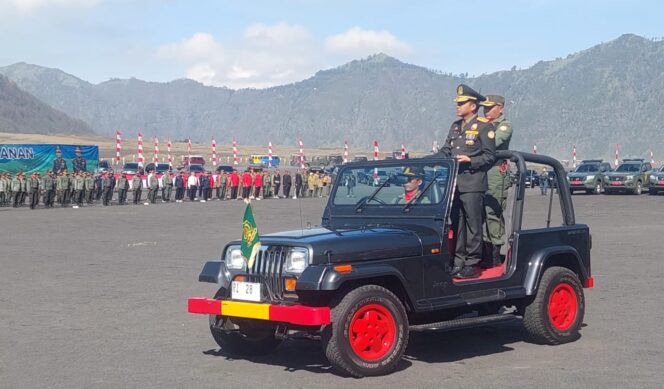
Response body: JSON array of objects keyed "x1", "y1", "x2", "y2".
[
  {"x1": 254, "y1": 171, "x2": 263, "y2": 200},
  {"x1": 229, "y1": 170, "x2": 240, "y2": 199},
  {"x1": 241, "y1": 170, "x2": 252, "y2": 199}
]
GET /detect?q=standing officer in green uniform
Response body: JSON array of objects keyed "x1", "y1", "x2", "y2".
[
  {"x1": 440, "y1": 84, "x2": 496, "y2": 278},
  {"x1": 20, "y1": 172, "x2": 28, "y2": 206},
  {"x1": 132, "y1": 174, "x2": 143, "y2": 204},
  {"x1": 480, "y1": 95, "x2": 513, "y2": 266},
  {"x1": 0, "y1": 173, "x2": 7, "y2": 207},
  {"x1": 74, "y1": 171, "x2": 86, "y2": 206},
  {"x1": 29, "y1": 172, "x2": 40, "y2": 209},
  {"x1": 11, "y1": 173, "x2": 22, "y2": 207},
  {"x1": 101, "y1": 172, "x2": 112, "y2": 206},
  {"x1": 117, "y1": 173, "x2": 129, "y2": 205},
  {"x1": 162, "y1": 171, "x2": 173, "y2": 202},
  {"x1": 147, "y1": 171, "x2": 159, "y2": 204},
  {"x1": 56, "y1": 171, "x2": 67, "y2": 206},
  {"x1": 42, "y1": 170, "x2": 56, "y2": 207},
  {"x1": 85, "y1": 172, "x2": 95, "y2": 204}
]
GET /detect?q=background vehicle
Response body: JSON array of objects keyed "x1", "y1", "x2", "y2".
[
  {"x1": 567, "y1": 160, "x2": 612, "y2": 194},
  {"x1": 121, "y1": 162, "x2": 144, "y2": 176},
  {"x1": 251, "y1": 155, "x2": 281, "y2": 168},
  {"x1": 604, "y1": 159, "x2": 652, "y2": 194},
  {"x1": 145, "y1": 162, "x2": 172, "y2": 176},
  {"x1": 353, "y1": 155, "x2": 368, "y2": 162},
  {"x1": 524, "y1": 169, "x2": 539, "y2": 188},
  {"x1": 188, "y1": 151, "x2": 592, "y2": 377},
  {"x1": 179, "y1": 164, "x2": 208, "y2": 178},
  {"x1": 181, "y1": 155, "x2": 206, "y2": 166},
  {"x1": 648, "y1": 165, "x2": 664, "y2": 195},
  {"x1": 215, "y1": 165, "x2": 235, "y2": 174},
  {"x1": 97, "y1": 160, "x2": 114, "y2": 174}
]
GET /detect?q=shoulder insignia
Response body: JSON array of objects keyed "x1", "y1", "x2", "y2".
[
  {"x1": 488, "y1": 131, "x2": 495, "y2": 139},
  {"x1": 478, "y1": 117, "x2": 489, "y2": 123},
  {"x1": 471, "y1": 123, "x2": 478, "y2": 130}
]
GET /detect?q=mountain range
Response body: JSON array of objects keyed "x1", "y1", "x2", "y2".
[{"x1": 1, "y1": 33, "x2": 663, "y2": 161}]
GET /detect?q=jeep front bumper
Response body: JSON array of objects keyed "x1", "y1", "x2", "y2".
[{"x1": 188, "y1": 298, "x2": 331, "y2": 326}]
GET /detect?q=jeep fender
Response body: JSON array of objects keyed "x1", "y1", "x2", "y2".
[
  {"x1": 297, "y1": 263, "x2": 416, "y2": 308},
  {"x1": 524, "y1": 246, "x2": 588, "y2": 295}
]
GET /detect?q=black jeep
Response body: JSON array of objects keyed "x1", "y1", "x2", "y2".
[{"x1": 188, "y1": 151, "x2": 593, "y2": 377}]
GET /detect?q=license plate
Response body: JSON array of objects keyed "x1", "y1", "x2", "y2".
[
  {"x1": 611, "y1": 181, "x2": 621, "y2": 185},
  {"x1": 231, "y1": 281, "x2": 261, "y2": 302},
  {"x1": 571, "y1": 182, "x2": 583, "y2": 185},
  {"x1": 658, "y1": 181, "x2": 664, "y2": 185}
]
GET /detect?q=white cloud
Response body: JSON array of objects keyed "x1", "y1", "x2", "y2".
[
  {"x1": 156, "y1": 22, "x2": 317, "y2": 89},
  {"x1": 157, "y1": 24, "x2": 413, "y2": 89},
  {"x1": 325, "y1": 27, "x2": 411, "y2": 57},
  {"x1": 0, "y1": 0, "x2": 99, "y2": 15}
]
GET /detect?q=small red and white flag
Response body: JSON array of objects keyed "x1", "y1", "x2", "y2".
[
  {"x1": 401, "y1": 144, "x2": 406, "y2": 160},
  {"x1": 211, "y1": 138, "x2": 217, "y2": 166},
  {"x1": 232, "y1": 139, "x2": 238, "y2": 166},
  {"x1": 533, "y1": 144, "x2": 537, "y2": 154},
  {"x1": 115, "y1": 129, "x2": 121, "y2": 165},
  {"x1": 373, "y1": 140, "x2": 379, "y2": 160},
  {"x1": 572, "y1": 144, "x2": 577, "y2": 168},
  {"x1": 137, "y1": 131, "x2": 144, "y2": 166},
  {"x1": 268, "y1": 142, "x2": 273, "y2": 168},
  {"x1": 299, "y1": 139, "x2": 304, "y2": 168},
  {"x1": 153, "y1": 136, "x2": 159, "y2": 163},
  {"x1": 615, "y1": 144, "x2": 619, "y2": 167},
  {"x1": 343, "y1": 140, "x2": 348, "y2": 164},
  {"x1": 167, "y1": 138, "x2": 172, "y2": 167}
]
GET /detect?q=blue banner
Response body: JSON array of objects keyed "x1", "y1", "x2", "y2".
[{"x1": 0, "y1": 144, "x2": 99, "y2": 174}]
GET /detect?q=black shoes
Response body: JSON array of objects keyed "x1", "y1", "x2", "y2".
[
  {"x1": 449, "y1": 265, "x2": 463, "y2": 276},
  {"x1": 455, "y1": 266, "x2": 481, "y2": 279}
]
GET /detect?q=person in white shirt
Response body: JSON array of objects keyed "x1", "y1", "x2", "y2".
[{"x1": 187, "y1": 172, "x2": 198, "y2": 201}]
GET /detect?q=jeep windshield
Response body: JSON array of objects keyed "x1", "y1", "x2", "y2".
[
  {"x1": 615, "y1": 164, "x2": 640, "y2": 172},
  {"x1": 575, "y1": 164, "x2": 600, "y2": 173},
  {"x1": 333, "y1": 161, "x2": 450, "y2": 207}
]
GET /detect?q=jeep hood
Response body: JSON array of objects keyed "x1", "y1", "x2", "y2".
[{"x1": 261, "y1": 226, "x2": 435, "y2": 264}]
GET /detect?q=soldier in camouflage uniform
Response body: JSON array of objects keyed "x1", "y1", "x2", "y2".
[
  {"x1": 42, "y1": 171, "x2": 56, "y2": 207},
  {"x1": 147, "y1": 171, "x2": 159, "y2": 204},
  {"x1": 479, "y1": 95, "x2": 513, "y2": 266},
  {"x1": 162, "y1": 171, "x2": 173, "y2": 202},
  {"x1": 85, "y1": 173, "x2": 95, "y2": 204},
  {"x1": 74, "y1": 171, "x2": 86, "y2": 206},
  {"x1": 0, "y1": 173, "x2": 7, "y2": 206},
  {"x1": 11, "y1": 173, "x2": 21, "y2": 207},
  {"x1": 116, "y1": 173, "x2": 129, "y2": 205},
  {"x1": 28, "y1": 172, "x2": 40, "y2": 209},
  {"x1": 56, "y1": 171, "x2": 68, "y2": 206},
  {"x1": 132, "y1": 174, "x2": 143, "y2": 204},
  {"x1": 72, "y1": 146, "x2": 87, "y2": 173}
]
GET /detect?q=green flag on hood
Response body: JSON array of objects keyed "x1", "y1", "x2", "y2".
[{"x1": 241, "y1": 202, "x2": 261, "y2": 269}]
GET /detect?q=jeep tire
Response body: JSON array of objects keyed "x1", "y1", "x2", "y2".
[
  {"x1": 523, "y1": 266, "x2": 585, "y2": 345},
  {"x1": 634, "y1": 181, "x2": 643, "y2": 195},
  {"x1": 208, "y1": 288, "x2": 281, "y2": 356},
  {"x1": 322, "y1": 285, "x2": 409, "y2": 377}
]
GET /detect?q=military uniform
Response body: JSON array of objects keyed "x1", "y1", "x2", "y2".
[
  {"x1": 0, "y1": 174, "x2": 7, "y2": 206},
  {"x1": 117, "y1": 174, "x2": 129, "y2": 205},
  {"x1": 132, "y1": 175, "x2": 143, "y2": 204},
  {"x1": 479, "y1": 95, "x2": 514, "y2": 262},
  {"x1": 11, "y1": 174, "x2": 21, "y2": 207},
  {"x1": 52, "y1": 156, "x2": 68, "y2": 175},
  {"x1": 56, "y1": 172, "x2": 67, "y2": 206},
  {"x1": 85, "y1": 174, "x2": 95, "y2": 204},
  {"x1": 162, "y1": 173, "x2": 173, "y2": 202},
  {"x1": 72, "y1": 155, "x2": 87, "y2": 173},
  {"x1": 101, "y1": 174, "x2": 112, "y2": 205},
  {"x1": 147, "y1": 173, "x2": 159, "y2": 203},
  {"x1": 28, "y1": 173, "x2": 40, "y2": 209},
  {"x1": 440, "y1": 85, "x2": 496, "y2": 276},
  {"x1": 42, "y1": 172, "x2": 56, "y2": 207}
]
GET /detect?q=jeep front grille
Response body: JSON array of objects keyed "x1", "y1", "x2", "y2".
[{"x1": 246, "y1": 246, "x2": 287, "y2": 301}]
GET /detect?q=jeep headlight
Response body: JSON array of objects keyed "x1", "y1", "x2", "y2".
[
  {"x1": 225, "y1": 245, "x2": 246, "y2": 270},
  {"x1": 651, "y1": 174, "x2": 657, "y2": 181},
  {"x1": 585, "y1": 175, "x2": 595, "y2": 181},
  {"x1": 285, "y1": 247, "x2": 309, "y2": 274},
  {"x1": 626, "y1": 175, "x2": 634, "y2": 181}
]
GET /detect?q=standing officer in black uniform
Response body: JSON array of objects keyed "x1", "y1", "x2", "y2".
[{"x1": 440, "y1": 84, "x2": 496, "y2": 278}]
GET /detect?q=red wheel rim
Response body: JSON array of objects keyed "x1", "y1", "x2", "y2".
[
  {"x1": 348, "y1": 303, "x2": 396, "y2": 361},
  {"x1": 547, "y1": 283, "x2": 578, "y2": 331}
]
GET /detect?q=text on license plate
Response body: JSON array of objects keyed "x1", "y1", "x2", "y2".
[
  {"x1": 571, "y1": 182, "x2": 583, "y2": 185},
  {"x1": 231, "y1": 281, "x2": 262, "y2": 302},
  {"x1": 611, "y1": 181, "x2": 621, "y2": 185}
]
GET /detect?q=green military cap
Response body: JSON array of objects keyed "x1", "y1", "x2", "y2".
[
  {"x1": 454, "y1": 84, "x2": 485, "y2": 103},
  {"x1": 480, "y1": 94, "x2": 505, "y2": 107},
  {"x1": 402, "y1": 166, "x2": 424, "y2": 178}
]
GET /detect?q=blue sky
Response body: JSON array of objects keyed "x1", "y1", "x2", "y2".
[{"x1": 0, "y1": 0, "x2": 662, "y2": 88}]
